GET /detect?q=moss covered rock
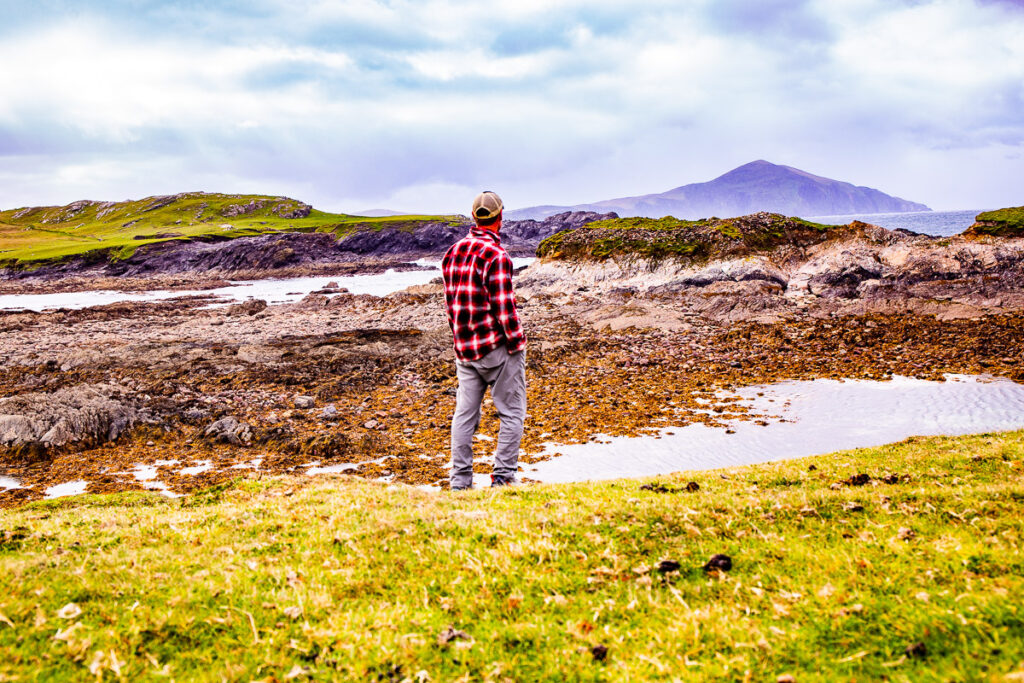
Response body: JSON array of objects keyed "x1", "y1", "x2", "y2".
[
  {"x1": 964, "y1": 206, "x2": 1024, "y2": 238},
  {"x1": 536, "y1": 212, "x2": 847, "y2": 263}
]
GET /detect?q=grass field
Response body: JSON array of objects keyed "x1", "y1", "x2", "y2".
[
  {"x1": 1, "y1": 431, "x2": 1023, "y2": 681},
  {"x1": 0, "y1": 193, "x2": 460, "y2": 268}
]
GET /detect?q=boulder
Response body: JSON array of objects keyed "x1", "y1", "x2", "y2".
[
  {"x1": 226, "y1": 299, "x2": 268, "y2": 316},
  {"x1": 203, "y1": 416, "x2": 252, "y2": 445}
]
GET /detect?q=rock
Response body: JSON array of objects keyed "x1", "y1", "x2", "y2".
[
  {"x1": 656, "y1": 559, "x2": 681, "y2": 573},
  {"x1": 182, "y1": 408, "x2": 208, "y2": 422},
  {"x1": 294, "y1": 395, "x2": 315, "y2": 409},
  {"x1": 703, "y1": 554, "x2": 732, "y2": 572},
  {"x1": 591, "y1": 644, "x2": 609, "y2": 662},
  {"x1": 905, "y1": 642, "x2": 927, "y2": 659},
  {"x1": 203, "y1": 416, "x2": 252, "y2": 445},
  {"x1": 436, "y1": 626, "x2": 472, "y2": 647},
  {"x1": 320, "y1": 404, "x2": 338, "y2": 419},
  {"x1": 363, "y1": 419, "x2": 379, "y2": 429},
  {"x1": 0, "y1": 384, "x2": 140, "y2": 456},
  {"x1": 273, "y1": 202, "x2": 312, "y2": 219},
  {"x1": 226, "y1": 299, "x2": 267, "y2": 316},
  {"x1": 842, "y1": 473, "x2": 871, "y2": 487},
  {"x1": 221, "y1": 199, "x2": 266, "y2": 218}
]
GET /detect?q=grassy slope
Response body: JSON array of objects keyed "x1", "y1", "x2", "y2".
[
  {"x1": 0, "y1": 193, "x2": 461, "y2": 268},
  {"x1": 1, "y1": 431, "x2": 1023, "y2": 681},
  {"x1": 536, "y1": 213, "x2": 839, "y2": 263},
  {"x1": 967, "y1": 207, "x2": 1024, "y2": 238}
]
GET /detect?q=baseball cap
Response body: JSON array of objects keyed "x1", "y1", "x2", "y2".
[{"x1": 471, "y1": 191, "x2": 503, "y2": 221}]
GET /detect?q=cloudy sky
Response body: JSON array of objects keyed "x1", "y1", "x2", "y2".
[{"x1": 0, "y1": 0, "x2": 1021, "y2": 214}]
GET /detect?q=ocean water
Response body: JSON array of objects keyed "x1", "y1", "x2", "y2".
[
  {"x1": 803, "y1": 208, "x2": 988, "y2": 237},
  {"x1": 0, "y1": 258, "x2": 536, "y2": 312}
]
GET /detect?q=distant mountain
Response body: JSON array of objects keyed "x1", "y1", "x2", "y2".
[{"x1": 506, "y1": 160, "x2": 930, "y2": 220}]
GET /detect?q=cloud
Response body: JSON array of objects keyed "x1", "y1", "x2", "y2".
[{"x1": 0, "y1": 0, "x2": 1021, "y2": 212}]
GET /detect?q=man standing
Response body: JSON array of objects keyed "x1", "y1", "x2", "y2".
[{"x1": 441, "y1": 191, "x2": 527, "y2": 490}]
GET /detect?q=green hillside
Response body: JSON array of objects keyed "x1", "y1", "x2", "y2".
[{"x1": 0, "y1": 192, "x2": 460, "y2": 269}]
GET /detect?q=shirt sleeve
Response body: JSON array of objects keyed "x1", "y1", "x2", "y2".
[{"x1": 485, "y1": 252, "x2": 527, "y2": 352}]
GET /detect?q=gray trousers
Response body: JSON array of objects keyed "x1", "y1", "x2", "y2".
[{"x1": 450, "y1": 346, "x2": 526, "y2": 489}]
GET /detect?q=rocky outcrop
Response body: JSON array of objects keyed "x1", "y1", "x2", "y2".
[
  {"x1": 965, "y1": 207, "x2": 1024, "y2": 238},
  {"x1": 519, "y1": 213, "x2": 1024, "y2": 322},
  {"x1": 0, "y1": 384, "x2": 141, "y2": 458}
]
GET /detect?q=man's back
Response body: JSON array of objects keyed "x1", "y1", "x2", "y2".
[{"x1": 441, "y1": 226, "x2": 525, "y2": 363}]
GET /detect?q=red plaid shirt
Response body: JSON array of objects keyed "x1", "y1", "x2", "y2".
[{"x1": 441, "y1": 227, "x2": 527, "y2": 362}]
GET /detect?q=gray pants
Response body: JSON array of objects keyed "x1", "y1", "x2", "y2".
[{"x1": 450, "y1": 346, "x2": 526, "y2": 489}]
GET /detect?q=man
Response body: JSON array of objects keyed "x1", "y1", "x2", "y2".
[{"x1": 441, "y1": 190, "x2": 527, "y2": 490}]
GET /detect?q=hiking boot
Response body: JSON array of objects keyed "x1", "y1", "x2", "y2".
[{"x1": 490, "y1": 474, "x2": 517, "y2": 488}]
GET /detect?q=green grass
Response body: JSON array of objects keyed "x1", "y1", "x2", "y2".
[
  {"x1": 968, "y1": 207, "x2": 1024, "y2": 238},
  {"x1": 2, "y1": 431, "x2": 1023, "y2": 681},
  {"x1": 0, "y1": 193, "x2": 463, "y2": 269}
]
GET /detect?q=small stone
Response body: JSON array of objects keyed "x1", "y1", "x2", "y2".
[
  {"x1": 656, "y1": 559, "x2": 681, "y2": 573},
  {"x1": 294, "y1": 395, "x2": 315, "y2": 409},
  {"x1": 843, "y1": 502, "x2": 865, "y2": 512},
  {"x1": 591, "y1": 644, "x2": 608, "y2": 662},
  {"x1": 905, "y1": 642, "x2": 927, "y2": 659},
  {"x1": 320, "y1": 404, "x2": 338, "y2": 419},
  {"x1": 844, "y1": 473, "x2": 871, "y2": 486},
  {"x1": 703, "y1": 553, "x2": 732, "y2": 572},
  {"x1": 685, "y1": 481, "x2": 700, "y2": 492},
  {"x1": 777, "y1": 675, "x2": 796, "y2": 683},
  {"x1": 436, "y1": 626, "x2": 471, "y2": 647},
  {"x1": 363, "y1": 419, "x2": 379, "y2": 429}
]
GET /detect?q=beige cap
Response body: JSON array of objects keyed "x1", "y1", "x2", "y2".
[{"x1": 471, "y1": 190, "x2": 503, "y2": 221}]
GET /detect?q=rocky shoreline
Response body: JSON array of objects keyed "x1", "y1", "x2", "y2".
[{"x1": 1, "y1": 211, "x2": 1023, "y2": 505}]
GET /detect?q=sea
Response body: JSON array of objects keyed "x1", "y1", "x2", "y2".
[{"x1": 801, "y1": 208, "x2": 988, "y2": 237}]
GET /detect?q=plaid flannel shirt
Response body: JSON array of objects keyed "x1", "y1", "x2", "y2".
[{"x1": 441, "y1": 227, "x2": 527, "y2": 362}]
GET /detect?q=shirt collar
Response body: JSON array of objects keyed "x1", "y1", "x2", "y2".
[{"x1": 470, "y1": 226, "x2": 501, "y2": 245}]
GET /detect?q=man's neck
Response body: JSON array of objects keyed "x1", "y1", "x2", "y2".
[{"x1": 473, "y1": 224, "x2": 500, "y2": 238}]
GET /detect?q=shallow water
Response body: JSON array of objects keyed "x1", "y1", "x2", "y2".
[
  {"x1": 528, "y1": 375, "x2": 1024, "y2": 483},
  {"x1": 44, "y1": 480, "x2": 89, "y2": 499},
  {"x1": 0, "y1": 258, "x2": 536, "y2": 311},
  {"x1": 13, "y1": 373, "x2": 1022, "y2": 497}
]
